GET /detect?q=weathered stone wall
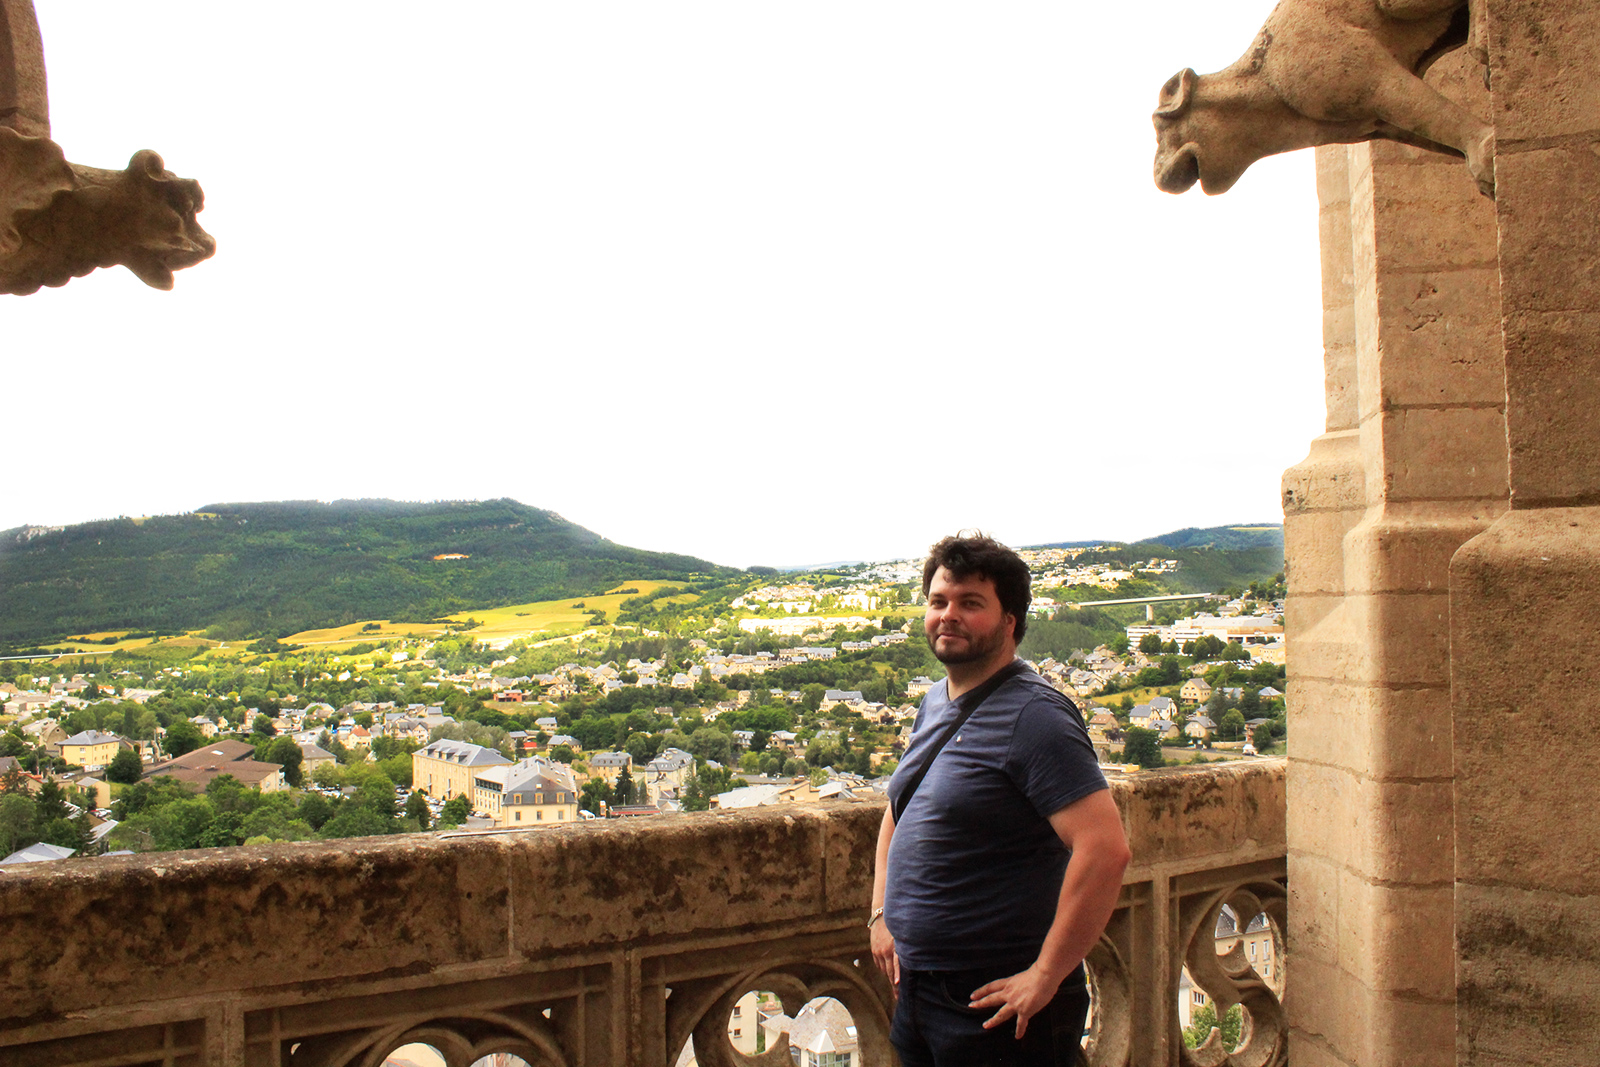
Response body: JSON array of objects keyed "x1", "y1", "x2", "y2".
[
  {"x1": 0, "y1": 762, "x2": 1286, "y2": 1067},
  {"x1": 1451, "y1": 4, "x2": 1600, "y2": 1064},
  {"x1": 1283, "y1": 51, "x2": 1507, "y2": 1067}
]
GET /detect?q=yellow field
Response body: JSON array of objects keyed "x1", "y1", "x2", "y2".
[
  {"x1": 41, "y1": 631, "x2": 163, "y2": 655},
  {"x1": 283, "y1": 580, "x2": 689, "y2": 649},
  {"x1": 440, "y1": 581, "x2": 686, "y2": 645},
  {"x1": 1083, "y1": 684, "x2": 1184, "y2": 709},
  {"x1": 285, "y1": 620, "x2": 450, "y2": 646}
]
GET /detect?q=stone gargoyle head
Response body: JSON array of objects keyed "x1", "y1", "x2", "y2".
[{"x1": 0, "y1": 141, "x2": 215, "y2": 295}]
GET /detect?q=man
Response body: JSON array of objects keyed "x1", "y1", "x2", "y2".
[{"x1": 871, "y1": 534, "x2": 1130, "y2": 1066}]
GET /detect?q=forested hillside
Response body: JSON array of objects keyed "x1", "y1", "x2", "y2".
[
  {"x1": 1032, "y1": 525, "x2": 1284, "y2": 594},
  {"x1": 0, "y1": 499, "x2": 727, "y2": 647}
]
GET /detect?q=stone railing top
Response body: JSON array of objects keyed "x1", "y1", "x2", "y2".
[{"x1": 0, "y1": 759, "x2": 1285, "y2": 1037}]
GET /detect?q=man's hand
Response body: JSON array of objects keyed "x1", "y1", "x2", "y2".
[
  {"x1": 968, "y1": 964, "x2": 1063, "y2": 1039},
  {"x1": 870, "y1": 917, "x2": 899, "y2": 988}
]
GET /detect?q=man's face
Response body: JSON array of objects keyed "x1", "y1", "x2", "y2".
[{"x1": 924, "y1": 567, "x2": 1016, "y2": 666}]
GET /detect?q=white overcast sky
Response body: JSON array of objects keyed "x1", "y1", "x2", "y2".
[{"x1": 6, "y1": 1, "x2": 1325, "y2": 569}]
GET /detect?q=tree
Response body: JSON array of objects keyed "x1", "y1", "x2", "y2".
[
  {"x1": 0, "y1": 793, "x2": 38, "y2": 856},
  {"x1": 251, "y1": 714, "x2": 277, "y2": 737},
  {"x1": 318, "y1": 806, "x2": 395, "y2": 841},
  {"x1": 1250, "y1": 724, "x2": 1275, "y2": 752},
  {"x1": 438, "y1": 794, "x2": 470, "y2": 826},
  {"x1": 106, "y1": 748, "x2": 144, "y2": 784},
  {"x1": 404, "y1": 791, "x2": 432, "y2": 829},
  {"x1": 1138, "y1": 633, "x2": 1163, "y2": 654},
  {"x1": 1183, "y1": 1003, "x2": 1243, "y2": 1051},
  {"x1": 580, "y1": 778, "x2": 611, "y2": 815},
  {"x1": 263, "y1": 736, "x2": 305, "y2": 788},
  {"x1": 549, "y1": 744, "x2": 575, "y2": 764},
  {"x1": 164, "y1": 719, "x2": 204, "y2": 758},
  {"x1": 297, "y1": 793, "x2": 334, "y2": 830},
  {"x1": 687, "y1": 727, "x2": 732, "y2": 767},
  {"x1": 34, "y1": 779, "x2": 69, "y2": 823},
  {"x1": 1121, "y1": 727, "x2": 1164, "y2": 769},
  {"x1": 355, "y1": 774, "x2": 398, "y2": 819},
  {"x1": 614, "y1": 767, "x2": 636, "y2": 806},
  {"x1": 1220, "y1": 709, "x2": 1247, "y2": 741}
]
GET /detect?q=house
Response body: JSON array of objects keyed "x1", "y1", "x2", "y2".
[
  {"x1": 1088, "y1": 710, "x2": 1121, "y2": 732},
  {"x1": 760, "y1": 997, "x2": 858, "y2": 1067},
  {"x1": 411, "y1": 738, "x2": 511, "y2": 800},
  {"x1": 497, "y1": 758, "x2": 580, "y2": 827},
  {"x1": 820, "y1": 690, "x2": 864, "y2": 710},
  {"x1": 0, "y1": 842, "x2": 76, "y2": 865},
  {"x1": 20, "y1": 719, "x2": 66, "y2": 746},
  {"x1": 1186, "y1": 715, "x2": 1218, "y2": 741},
  {"x1": 299, "y1": 743, "x2": 337, "y2": 775},
  {"x1": 1180, "y1": 678, "x2": 1213, "y2": 703},
  {"x1": 642, "y1": 748, "x2": 695, "y2": 806},
  {"x1": 588, "y1": 751, "x2": 632, "y2": 786},
  {"x1": 143, "y1": 740, "x2": 286, "y2": 792},
  {"x1": 58, "y1": 730, "x2": 128, "y2": 771},
  {"x1": 1258, "y1": 686, "x2": 1284, "y2": 699}
]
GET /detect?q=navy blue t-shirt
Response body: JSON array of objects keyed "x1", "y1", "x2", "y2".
[{"x1": 885, "y1": 664, "x2": 1107, "y2": 972}]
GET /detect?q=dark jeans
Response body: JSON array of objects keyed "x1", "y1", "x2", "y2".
[{"x1": 890, "y1": 965, "x2": 1090, "y2": 1067}]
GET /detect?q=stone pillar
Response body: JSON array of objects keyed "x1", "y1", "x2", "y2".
[
  {"x1": 0, "y1": 0, "x2": 49, "y2": 138},
  {"x1": 1451, "y1": 5, "x2": 1600, "y2": 1064},
  {"x1": 1283, "y1": 53, "x2": 1506, "y2": 1067}
]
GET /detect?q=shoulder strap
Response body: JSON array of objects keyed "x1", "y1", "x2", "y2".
[{"x1": 892, "y1": 659, "x2": 1029, "y2": 823}]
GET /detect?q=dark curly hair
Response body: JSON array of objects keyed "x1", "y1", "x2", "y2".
[{"x1": 921, "y1": 532, "x2": 1032, "y2": 641}]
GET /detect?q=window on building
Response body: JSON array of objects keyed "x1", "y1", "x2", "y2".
[
  {"x1": 1193, "y1": 991, "x2": 1206, "y2": 1004},
  {"x1": 557, "y1": 810, "x2": 564, "y2": 819},
  {"x1": 514, "y1": 811, "x2": 521, "y2": 821},
  {"x1": 1249, "y1": 942, "x2": 1257, "y2": 960},
  {"x1": 537, "y1": 811, "x2": 543, "y2": 820},
  {"x1": 731, "y1": 1029, "x2": 741, "y2": 1038},
  {"x1": 732, "y1": 1006, "x2": 742, "y2": 1017}
]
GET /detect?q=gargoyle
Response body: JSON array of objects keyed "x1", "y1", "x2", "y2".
[
  {"x1": 1152, "y1": 0, "x2": 1495, "y2": 198},
  {"x1": 1, "y1": 0, "x2": 212, "y2": 295}
]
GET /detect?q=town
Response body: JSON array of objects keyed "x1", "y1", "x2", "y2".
[{"x1": 0, "y1": 550, "x2": 1286, "y2": 859}]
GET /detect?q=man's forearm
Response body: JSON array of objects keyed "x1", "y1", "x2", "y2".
[
  {"x1": 871, "y1": 805, "x2": 895, "y2": 912},
  {"x1": 1032, "y1": 791, "x2": 1132, "y2": 983},
  {"x1": 1030, "y1": 838, "x2": 1129, "y2": 983}
]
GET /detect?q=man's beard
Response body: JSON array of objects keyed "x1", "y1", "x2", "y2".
[{"x1": 927, "y1": 618, "x2": 1010, "y2": 665}]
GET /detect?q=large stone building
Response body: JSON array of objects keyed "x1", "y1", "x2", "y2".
[{"x1": 410, "y1": 738, "x2": 511, "y2": 801}]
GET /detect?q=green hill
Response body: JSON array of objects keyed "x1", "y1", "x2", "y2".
[
  {"x1": 1031, "y1": 524, "x2": 1285, "y2": 594},
  {"x1": 0, "y1": 499, "x2": 730, "y2": 647}
]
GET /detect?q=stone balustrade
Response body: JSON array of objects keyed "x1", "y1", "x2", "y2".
[{"x1": 0, "y1": 760, "x2": 1284, "y2": 1067}]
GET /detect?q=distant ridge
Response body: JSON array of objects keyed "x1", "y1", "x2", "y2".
[
  {"x1": 1030, "y1": 524, "x2": 1284, "y2": 552},
  {"x1": 0, "y1": 498, "x2": 731, "y2": 647}
]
